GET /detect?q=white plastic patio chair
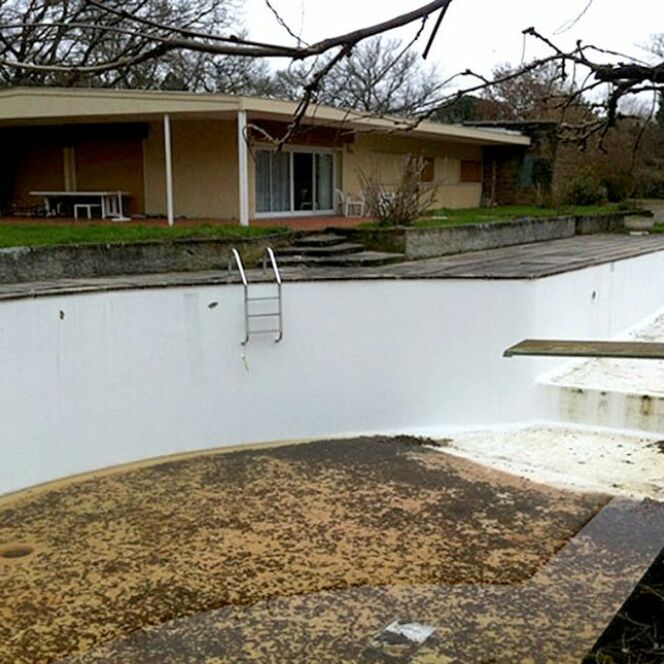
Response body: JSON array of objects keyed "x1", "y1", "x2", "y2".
[{"x1": 335, "y1": 189, "x2": 366, "y2": 217}]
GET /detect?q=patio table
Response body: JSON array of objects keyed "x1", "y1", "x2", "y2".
[{"x1": 29, "y1": 191, "x2": 130, "y2": 221}]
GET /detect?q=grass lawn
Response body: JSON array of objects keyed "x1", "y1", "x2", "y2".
[
  {"x1": 0, "y1": 222, "x2": 287, "y2": 248},
  {"x1": 413, "y1": 204, "x2": 622, "y2": 228},
  {"x1": 358, "y1": 204, "x2": 623, "y2": 230}
]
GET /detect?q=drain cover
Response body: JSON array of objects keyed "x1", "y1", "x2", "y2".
[
  {"x1": 0, "y1": 544, "x2": 35, "y2": 560},
  {"x1": 368, "y1": 620, "x2": 436, "y2": 658}
]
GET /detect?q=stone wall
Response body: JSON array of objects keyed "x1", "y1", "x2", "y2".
[
  {"x1": 403, "y1": 217, "x2": 576, "y2": 259},
  {"x1": 342, "y1": 213, "x2": 626, "y2": 260},
  {"x1": 0, "y1": 234, "x2": 292, "y2": 284}
]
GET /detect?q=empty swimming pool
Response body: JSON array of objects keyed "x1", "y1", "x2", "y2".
[{"x1": 1, "y1": 236, "x2": 664, "y2": 662}]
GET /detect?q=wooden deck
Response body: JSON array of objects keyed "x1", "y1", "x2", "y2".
[{"x1": 504, "y1": 339, "x2": 664, "y2": 360}]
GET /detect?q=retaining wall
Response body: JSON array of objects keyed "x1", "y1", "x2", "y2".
[
  {"x1": 341, "y1": 213, "x2": 626, "y2": 260},
  {"x1": 0, "y1": 233, "x2": 292, "y2": 284},
  {"x1": 0, "y1": 214, "x2": 627, "y2": 283}
]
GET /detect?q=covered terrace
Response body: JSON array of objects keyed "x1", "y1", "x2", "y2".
[{"x1": 0, "y1": 87, "x2": 530, "y2": 227}]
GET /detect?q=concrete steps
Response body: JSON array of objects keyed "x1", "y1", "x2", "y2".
[
  {"x1": 278, "y1": 242, "x2": 366, "y2": 258},
  {"x1": 277, "y1": 251, "x2": 405, "y2": 268},
  {"x1": 292, "y1": 234, "x2": 349, "y2": 247},
  {"x1": 274, "y1": 232, "x2": 405, "y2": 268}
]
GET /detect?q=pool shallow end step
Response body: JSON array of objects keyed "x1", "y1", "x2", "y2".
[{"x1": 504, "y1": 339, "x2": 664, "y2": 360}]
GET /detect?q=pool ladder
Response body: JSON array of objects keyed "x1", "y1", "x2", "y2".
[{"x1": 229, "y1": 247, "x2": 283, "y2": 346}]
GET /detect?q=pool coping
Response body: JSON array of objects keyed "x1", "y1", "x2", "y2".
[{"x1": 0, "y1": 234, "x2": 662, "y2": 302}]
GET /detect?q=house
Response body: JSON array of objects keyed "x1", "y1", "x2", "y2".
[
  {"x1": 467, "y1": 120, "x2": 560, "y2": 207},
  {"x1": 0, "y1": 88, "x2": 530, "y2": 225}
]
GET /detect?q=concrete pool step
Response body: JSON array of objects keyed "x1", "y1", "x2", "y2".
[
  {"x1": 544, "y1": 313, "x2": 664, "y2": 434},
  {"x1": 545, "y1": 382, "x2": 664, "y2": 434}
]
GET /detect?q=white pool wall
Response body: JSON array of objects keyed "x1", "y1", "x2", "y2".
[
  {"x1": 530, "y1": 254, "x2": 664, "y2": 430},
  {"x1": 1, "y1": 248, "x2": 663, "y2": 495}
]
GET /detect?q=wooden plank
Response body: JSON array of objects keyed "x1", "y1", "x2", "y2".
[{"x1": 504, "y1": 340, "x2": 664, "y2": 360}]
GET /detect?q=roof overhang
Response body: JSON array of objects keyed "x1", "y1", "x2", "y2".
[{"x1": 0, "y1": 87, "x2": 531, "y2": 147}]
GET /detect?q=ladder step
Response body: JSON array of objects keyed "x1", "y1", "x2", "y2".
[{"x1": 231, "y1": 246, "x2": 283, "y2": 345}]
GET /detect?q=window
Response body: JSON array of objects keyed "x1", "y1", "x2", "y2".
[
  {"x1": 421, "y1": 157, "x2": 435, "y2": 183},
  {"x1": 460, "y1": 160, "x2": 483, "y2": 183},
  {"x1": 518, "y1": 156, "x2": 552, "y2": 189}
]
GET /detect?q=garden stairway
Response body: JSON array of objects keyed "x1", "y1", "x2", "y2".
[{"x1": 274, "y1": 233, "x2": 404, "y2": 268}]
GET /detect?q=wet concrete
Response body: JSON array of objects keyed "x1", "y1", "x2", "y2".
[{"x1": 0, "y1": 436, "x2": 659, "y2": 663}]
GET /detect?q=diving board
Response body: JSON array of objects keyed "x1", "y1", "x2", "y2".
[{"x1": 504, "y1": 340, "x2": 664, "y2": 360}]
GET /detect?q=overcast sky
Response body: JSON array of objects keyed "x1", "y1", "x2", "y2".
[{"x1": 243, "y1": 0, "x2": 663, "y2": 77}]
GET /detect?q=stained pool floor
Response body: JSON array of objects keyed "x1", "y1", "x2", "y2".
[{"x1": 2, "y1": 436, "x2": 664, "y2": 663}]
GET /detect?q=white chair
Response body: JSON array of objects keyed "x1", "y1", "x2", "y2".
[
  {"x1": 74, "y1": 203, "x2": 101, "y2": 220},
  {"x1": 335, "y1": 188, "x2": 366, "y2": 217},
  {"x1": 378, "y1": 191, "x2": 396, "y2": 216}
]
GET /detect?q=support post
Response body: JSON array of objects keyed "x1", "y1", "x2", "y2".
[
  {"x1": 237, "y1": 110, "x2": 250, "y2": 227},
  {"x1": 163, "y1": 113, "x2": 175, "y2": 227}
]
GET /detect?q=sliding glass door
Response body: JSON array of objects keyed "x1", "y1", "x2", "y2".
[
  {"x1": 315, "y1": 153, "x2": 334, "y2": 211},
  {"x1": 255, "y1": 150, "x2": 290, "y2": 214},
  {"x1": 255, "y1": 149, "x2": 335, "y2": 216}
]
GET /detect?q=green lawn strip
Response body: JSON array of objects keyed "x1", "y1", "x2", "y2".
[
  {"x1": 415, "y1": 204, "x2": 621, "y2": 228},
  {"x1": 360, "y1": 205, "x2": 622, "y2": 230},
  {"x1": 0, "y1": 223, "x2": 288, "y2": 248}
]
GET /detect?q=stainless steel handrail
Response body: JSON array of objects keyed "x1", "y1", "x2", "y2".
[
  {"x1": 262, "y1": 247, "x2": 283, "y2": 343},
  {"x1": 262, "y1": 247, "x2": 283, "y2": 286},
  {"x1": 229, "y1": 248, "x2": 248, "y2": 287},
  {"x1": 228, "y1": 248, "x2": 250, "y2": 345},
  {"x1": 228, "y1": 247, "x2": 283, "y2": 346}
]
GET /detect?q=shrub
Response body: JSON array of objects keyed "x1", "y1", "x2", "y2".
[
  {"x1": 360, "y1": 156, "x2": 437, "y2": 227},
  {"x1": 601, "y1": 172, "x2": 634, "y2": 203},
  {"x1": 560, "y1": 168, "x2": 608, "y2": 206},
  {"x1": 634, "y1": 173, "x2": 664, "y2": 199}
]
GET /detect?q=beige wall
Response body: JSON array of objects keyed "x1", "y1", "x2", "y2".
[
  {"x1": 5, "y1": 119, "x2": 486, "y2": 220},
  {"x1": 144, "y1": 119, "x2": 239, "y2": 220},
  {"x1": 341, "y1": 134, "x2": 484, "y2": 210}
]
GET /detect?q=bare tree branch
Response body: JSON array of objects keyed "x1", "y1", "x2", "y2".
[
  {"x1": 0, "y1": 0, "x2": 454, "y2": 74},
  {"x1": 263, "y1": 0, "x2": 307, "y2": 47}
]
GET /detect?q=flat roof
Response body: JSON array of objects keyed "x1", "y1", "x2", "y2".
[{"x1": 0, "y1": 87, "x2": 531, "y2": 147}]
